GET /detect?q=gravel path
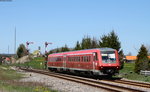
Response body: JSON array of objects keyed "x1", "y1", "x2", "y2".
[{"x1": 19, "y1": 71, "x2": 108, "y2": 92}]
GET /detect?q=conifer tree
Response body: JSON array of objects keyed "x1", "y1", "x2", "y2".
[
  {"x1": 74, "y1": 41, "x2": 81, "y2": 50},
  {"x1": 135, "y1": 44, "x2": 149, "y2": 73},
  {"x1": 99, "y1": 30, "x2": 121, "y2": 51},
  {"x1": 99, "y1": 35, "x2": 110, "y2": 48},
  {"x1": 119, "y1": 49, "x2": 125, "y2": 69},
  {"x1": 56, "y1": 48, "x2": 60, "y2": 53},
  {"x1": 91, "y1": 37, "x2": 98, "y2": 48},
  {"x1": 61, "y1": 44, "x2": 70, "y2": 52},
  {"x1": 81, "y1": 36, "x2": 92, "y2": 49}
]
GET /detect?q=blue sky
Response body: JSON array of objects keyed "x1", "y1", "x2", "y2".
[{"x1": 0, "y1": 0, "x2": 150, "y2": 55}]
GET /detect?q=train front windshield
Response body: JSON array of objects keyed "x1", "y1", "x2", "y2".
[{"x1": 101, "y1": 51, "x2": 116, "y2": 63}]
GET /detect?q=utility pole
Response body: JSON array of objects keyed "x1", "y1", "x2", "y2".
[
  {"x1": 8, "y1": 45, "x2": 9, "y2": 54},
  {"x1": 14, "y1": 27, "x2": 16, "y2": 54}
]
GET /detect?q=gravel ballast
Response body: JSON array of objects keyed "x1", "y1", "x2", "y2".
[
  {"x1": 11, "y1": 67, "x2": 150, "y2": 92},
  {"x1": 19, "y1": 71, "x2": 108, "y2": 92}
]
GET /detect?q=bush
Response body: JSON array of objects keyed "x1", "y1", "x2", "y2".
[{"x1": 17, "y1": 44, "x2": 28, "y2": 58}]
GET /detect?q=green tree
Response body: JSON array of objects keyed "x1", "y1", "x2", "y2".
[
  {"x1": 99, "y1": 30, "x2": 121, "y2": 51},
  {"x1": 91, "y1": 37, "x2": 98, "y2": 48},
  {"x1": 81, "y1": 36, "x2": 92, "y2": 49},
  {"x1": 56, "y1": 47, "x2": 60, "y2": 52},
  {"x1": 99, "y1": 35, "x2": 110, "y2": 48},
  {"x1": 134, "y1": 45, "x2": 149, "y2": 73},
  {"x1": 119, "y1": 49, "x2": 125, "y2": 69},
  {"x1": 17, "y1": 44, "x2": 28, "y2": 58},
  {"x1": 74, "y1": 41, "x2": 81, "y2": 50},
  {"x1": 61, "y1": 44, "x2": 70, "y2": 52}
]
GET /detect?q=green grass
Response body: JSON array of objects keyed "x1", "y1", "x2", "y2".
[
  {"x1": 0, "y1": 65, "x2": 57, "y2": 92},
  {"x1": 119, "y1": 63, "x2": 150, "y2": 82},
  {"x1": 14, "y1": 57, "x2": 46, "y2": 69},
  {"x1": 0, "y1": 65, "x2": 23, "y2": 80}
]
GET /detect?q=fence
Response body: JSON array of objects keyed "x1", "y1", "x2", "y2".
[{"x1": 140, "y1": 70, "x2": 150, "y2": 76}]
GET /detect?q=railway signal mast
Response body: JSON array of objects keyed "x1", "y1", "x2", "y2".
[
  {"x1": 45, "y1": 42, "x2": 52, "y2": 54},
  {"x1": 26, "y1": 41, "x2": 34, "y2": 54}
]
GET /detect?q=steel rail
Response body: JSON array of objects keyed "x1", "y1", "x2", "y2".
[
  {"x1": 20, "y1": 68, "x2": 144, "y2": 92},
  {"x1": 104, "y1": 79, "x2": 150, "y2": 88}
]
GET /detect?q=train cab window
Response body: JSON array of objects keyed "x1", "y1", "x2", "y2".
[{"x1": 101, "y1": 51, "x2": 116, "y2": 63}]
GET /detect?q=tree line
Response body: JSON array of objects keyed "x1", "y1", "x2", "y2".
[
  {"x1": 16, "y1": 30, "x2": 150, "y2": 73},
  {"x1": 48, "y1": 30, "x2": 124, "y2": 69},
  {"x1": 50, "y1": 31, "x2": 122, "y2": 53}
]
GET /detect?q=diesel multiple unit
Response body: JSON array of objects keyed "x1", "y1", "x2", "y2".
[{"x1": 47, "y1": 48, "x2": 120, "y2": 76}]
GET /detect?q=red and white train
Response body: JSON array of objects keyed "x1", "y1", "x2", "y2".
[{"x1": 47, "y1": 48, "x2": 120, "y2": 76}]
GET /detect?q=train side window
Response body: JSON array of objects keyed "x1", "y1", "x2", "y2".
[
  {"x1": 76, "y1": 57, "x2": 77, "y2": 62},
  {"x1": 73, "y1": 57, "x2": 74, "y2": 61},
  {"x1": 79, "y1": 57, "x2": 80, "y2": 62},
  {"x1": 88, "y1": 56, "x2": 90, "y2": 62},
  {"x1": 70, "y1": 57, "x2": 71, "y2": 61},
  {"x1": 81, "y1": 56, "x2": 83, "y2": 62},
  {"x1": 74, "y1": 57, "x2": 75, "y2": 61},
  {"x1": 83, "y1": 56, "x2": 85, "y2": 62},
  {"x1": 78, "y1": 57, "x2": 80, "y2": 62},
  {"x1": 75, "y1": 57, "x2": 77, "y2": 62},
  {"x1": 84, "y1": 56, "x2": 87, "y2": 62},
  {"x1": 86, "y1": 56, "x2": 88, "y2": 62}
]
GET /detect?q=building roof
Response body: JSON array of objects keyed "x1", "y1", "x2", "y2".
[
  {"x1": 126, "y1": 56, "x2": 137, "y2": 60},
  {"x1": 126, "y1": 56, "x2": 150, "y2": 60}
]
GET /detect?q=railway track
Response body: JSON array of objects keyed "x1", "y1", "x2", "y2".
[
  {"x1": 101, "y1": 79, "x2": 150, "y2": 88},
  {"x1": 20, "y1": 68, "x2": 145, "y2": 92}
]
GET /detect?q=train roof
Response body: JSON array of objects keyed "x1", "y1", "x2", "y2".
[
  {"x1": 99, "y1": 48, "x2": 116, "y2": 51},
  {"x1": 49, "y1": 48, "x2": 116, "y2": 55}
]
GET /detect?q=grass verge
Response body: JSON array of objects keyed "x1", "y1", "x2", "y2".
[
  {"x1": 0, "y1": 65, "x2": 57, "y2": 92},
  {"x1": 119, "y1": 63, "x2": 150, "y2": 82},
  {"x1": 13, "y1": 57, "x2": 46, "y2": 69}
]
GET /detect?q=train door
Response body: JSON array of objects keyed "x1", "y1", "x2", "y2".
[
  {"x1": 63, "y1": 55, "x2": 67, "y2": 71},
  {"x1": 92, "y1": 52, "x2": 98, "y2": 72}
]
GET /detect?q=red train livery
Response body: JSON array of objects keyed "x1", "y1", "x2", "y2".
[{"x1": 47, "y1": 48, "x2": 120, "y2": 76}]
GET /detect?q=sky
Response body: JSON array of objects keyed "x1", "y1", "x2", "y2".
[{"x1": 0, "y1": 0, "x2": 150, "y2": 55}]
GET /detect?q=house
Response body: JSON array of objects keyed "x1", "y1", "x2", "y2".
[
  {"x1": 32, "y1": 50, "x2": 41, "y2": 57},
  {"x1": 125, "y1": 56, "x2": 150, "y2": 62}
]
